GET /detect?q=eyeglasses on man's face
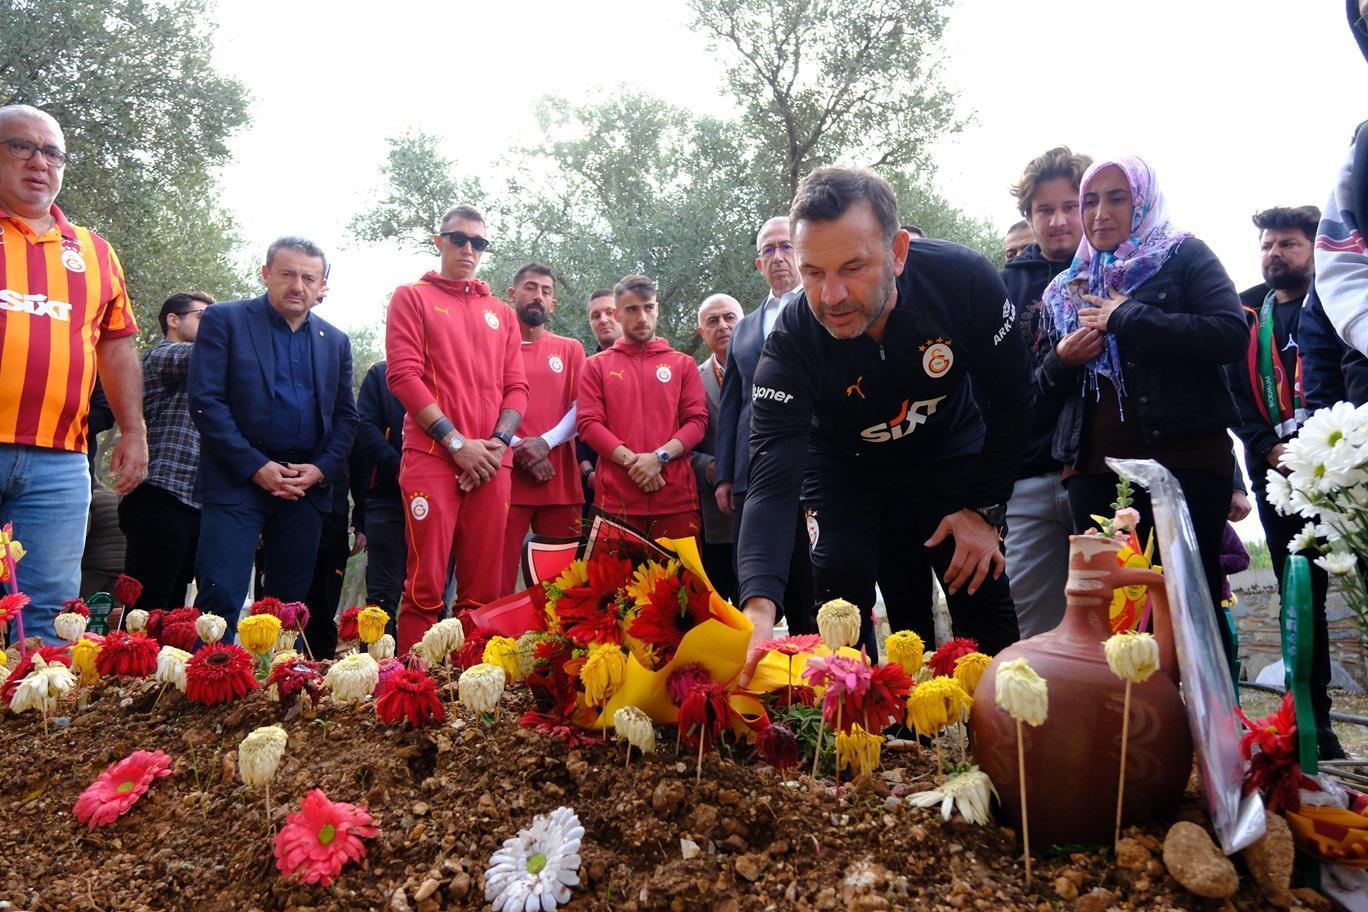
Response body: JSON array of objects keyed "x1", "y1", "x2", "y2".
[
  {"x1": 0, "y1": 138, "x2": 71, "y2": 168},
  {"x1": 760, "y1": 241, "x2": 794, "y2": 258}
]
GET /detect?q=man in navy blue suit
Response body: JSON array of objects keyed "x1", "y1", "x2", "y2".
[{"x1": 188, "y1": 237, "x2": 358, "y2": 641}]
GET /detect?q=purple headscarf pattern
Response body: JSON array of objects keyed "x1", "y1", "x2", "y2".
[{"x1": 1042, "y1": 155, "x2": 1192, "y2": 403}]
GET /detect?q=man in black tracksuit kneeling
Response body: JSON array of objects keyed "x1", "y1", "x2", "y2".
[{"x1": 737, "y1": 167, "x2": 1032, "y2": 683}]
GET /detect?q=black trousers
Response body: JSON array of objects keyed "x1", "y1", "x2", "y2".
[
  {"x1": 301, "y1": 507, "x2": 349, "y2": 660},
  {"x1": 1065, "y1": 467, "x2": 1234, "y2": 662},
  {"x1": 118, "y1": 482, "x2": 199, "y2": 611},
  {"x1": 364, "y1": 495, "x2": 407, "y2": 617},
  {"x1": 700, "y1": 539, "x2": 738, "y2": 604},
  {"x1": 1253, "y1": 481, "x2": 1335, "y2": 735},
  {"x1": 805, "y1": 482, "x2": 1019, "y2": 662},
  {"x1": 733, "y1": 491, "x2": 815, "y2": 634}
]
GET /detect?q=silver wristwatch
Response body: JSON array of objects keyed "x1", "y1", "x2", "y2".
[{"x1": 446, "y1": 435, "x2": 465, "y2": 454}]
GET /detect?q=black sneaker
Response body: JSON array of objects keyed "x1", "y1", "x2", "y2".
[{"x1": 1318, "y1": 729, "x2": 1347, "y2": 761}]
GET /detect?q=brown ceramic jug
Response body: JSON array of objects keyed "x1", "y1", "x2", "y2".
[{"x1": 969, "y1": 534, "x2": 1193, "y2": 847}]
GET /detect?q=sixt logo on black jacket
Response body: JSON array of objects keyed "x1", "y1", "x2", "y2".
[{"x1": 858, "y1": 395, "x2": 946, "y2": 443}]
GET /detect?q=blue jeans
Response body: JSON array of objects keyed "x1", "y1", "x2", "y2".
[{"x1": 0, "y1": 444, "x2": 92, "y2": 643}]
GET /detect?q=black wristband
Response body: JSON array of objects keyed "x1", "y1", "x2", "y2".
[
  {"x1": 492, "y1": 430, "x2": 514, "y2": 447},
  {"x1": 426, "y1": 416, "x2": 455, "y2": 442}
]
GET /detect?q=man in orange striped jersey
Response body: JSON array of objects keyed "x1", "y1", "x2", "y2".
[{"x1": 0, "y1": 105, "x2": 147, "y2": 644}]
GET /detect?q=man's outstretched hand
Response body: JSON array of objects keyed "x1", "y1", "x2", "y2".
[
  {"x1": 738, "y1": 596, "x2": 778, "y2": 688},
  {"x1": 925, "y1": 508, "x2": 1004, "y2": 596}
]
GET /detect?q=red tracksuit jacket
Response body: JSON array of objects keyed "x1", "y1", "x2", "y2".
[
  {"x1": 385, "y1": 272, "x2": 529, "y2": 455},
  {"x1": 576, "y1": 336, "x2": 708, "y2": 518}
]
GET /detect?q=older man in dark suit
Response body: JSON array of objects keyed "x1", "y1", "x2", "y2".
[
  {"x1": 188, "y1": 236, "x2": 357, "y2": 641},
  {"x1": 691, "y1": 293, "x2": 743, "y2": 602},
  {"x1": 715, "y1": 217, "x2": 815, "y2": 633}
]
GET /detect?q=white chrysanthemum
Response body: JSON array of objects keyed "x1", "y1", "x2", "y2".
[
  {"x1": 54, "y1": 611, "x2": 88, "y2": 644},
  {"x1": 9, "y1": 654, "x2": 76, "y2": 715},
  {"x1": 515, "y1": 631, "x2": 541, "y2": 681},
  {"x1": 195, "y1": 613, "x2": 227, "y2": 645},
  {"x1": 1289, "y1": 522, "x2": 1318, "y2": 554},
  {"x1": 458, "y1": 663, "x2": 505, "y2": 714},
  {"x1": 155, "y1": 645, "x2": 192, "y2": 692},
  {"x1": 906, "y1": 766, "x2": 998, "y2": 825},
  {"x1": 418, "y1": 617, "x2": 465, "y2": 667},
  {"x1": 368, "y1": 633, "x2": 396, "y2": 660},
  {"x1": 1315, "y1": 551, "x2": 1358, "y2": 576},
  {"x1": 239, "y1": 725, "x2": 288, "y2": 787},
  {"x1": 271, "y1": 650, "x2": 299, "y2": 667},
  {"x1": 274, "y1": 629, "x2": 298, "y2": 654},
  {"x1": 994, "y1": 658, "x2": 1048, "y2": 726},
  {"x1": 816, "y1": 598, "x2": 861, "y2": 650},
  {"x1": 484, "y1": 806, "x2": 584, "y2": 912},
  {"x1": 1102, "y1": 632, "x2": 1160, "y2": 684},
  {"x1": 325, "y1": 652, "x2": 380, "y2": 703},
  {"x1": 125, "y1": 609, "x2": 149, "y2": 633},
  {"x1": 613, "y1": 706, "x2": 655, "y2": 754}
]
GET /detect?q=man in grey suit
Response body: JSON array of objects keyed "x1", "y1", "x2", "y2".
[
  {"x1": 715, "y1": 217, "x2": 816, "y2": 633},
  {"x1": 691, "y1": 293, "x2": 743, "y2": 602}
]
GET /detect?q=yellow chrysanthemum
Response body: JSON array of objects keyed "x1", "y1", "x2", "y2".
[
  {"x1": 817, "y1": 599, "x2": 861, "y2": 650},
  {"x1": 906, "y1": 676, "x2": 973, "y2": 738},
  {"x1": 580, "y1": 643, "x2": 627, "y2": 706},
  {"x1": 625, "y1": 559, "x2": 680, "y2": 610},
  {"x1": 482, "y1": 635, "x2": 522, "y2": 682},
  {"x1": 952, "y1": 652, "x2": 991, "y2": 697},
  {"x1": 835, "y1": 723, "x2": 883, "y2": 776},
  {"x1": 238, "y1": 614, "x2": 282, "y2": 656},
  {"x1": 71, "y1": 636, "x2": 100, "y2": 685},
  {"x1": 544, "y1": 560, "x2": 590, "y2": 632},
  {"x1": 514, "y1": 631, "x2": 542, "y2": 681},
  {"x1": 994, "y1": 658, "x2": 1048, "y2": 726},
  {"x1": 1103, "y1": 631, "x2": 1160, "y2": 684},
  {"x1": 885, "y1": 630, "x2": 925, "y2": 677},
  {"x1": 357, "y1": 606, "x2": 389, "y2": 644}
]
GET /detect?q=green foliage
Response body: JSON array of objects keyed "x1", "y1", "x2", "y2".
[
  {"x1": 347, "y1": 318, "x2": 386, "y2": 395},
  {"x1": 0, "y1": 0, "x2": 253, "y2": 347},
  {"x1": 774, "y1": 700, "x2": 833, "y2": 775},
  {"x1": 348, "y1": 132, "x2": 487, "y2": 254}
]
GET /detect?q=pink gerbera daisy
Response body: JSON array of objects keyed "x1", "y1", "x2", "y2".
[
  {"x1": 73, "y1": 749, "x2": 174, "y2": 828},
  {"x1": 755, "y1": 633, "x2": 822, "y2": 656},
  {"x1": 273, "y1": 789, "x2": 378, "y2": 886}
]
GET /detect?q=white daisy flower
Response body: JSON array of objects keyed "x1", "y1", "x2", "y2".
[
  {"x1": 9, "y1": 654, "x2": 76, "y2": 715},
  {"x1": 458, "y1": 663, "x2": 505, "y2": 715},
  {"x1": 1289, "y1": 523, "x2": 1318, "y2": 554},
  {"x1": 54, "y1": 611, "x2": 88, "y2": 645},
  {"x1": 484, "y1": 806, "x2": 583, "y2": 912},
  {"x1": 1315, "y1": 551, "x2": 1358, "y2": 576},
  {"x1": 1264, "y1": 469, "x2": 1293, "y2": 513},
  {"x1": 239, "y1": 725, "x2": 288, "y2": 787},
  {"x1": 906, "y1": 766, "x2": 999, "y2": 826},
  {"x1": 195, "y1": 613, "x2": 227, "y2": 645},
  {"x1": 155, "y1": 645, "x2": 192, "y2": 692},
  {"x1": 325, "y1": 652, "x2": 380, "y2": 703}
]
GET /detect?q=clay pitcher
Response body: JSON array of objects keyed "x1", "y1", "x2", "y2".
[{"x1": 969, "y1": 534, "x2": 1192, "y2": 847}]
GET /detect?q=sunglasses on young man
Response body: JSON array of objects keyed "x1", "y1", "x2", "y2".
[{"x1": 439, "y1": 231, "x2": 490, "y2": 253}]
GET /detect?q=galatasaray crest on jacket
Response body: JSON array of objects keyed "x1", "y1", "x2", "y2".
[
  {"x1": 409, "y1": 494, "x2": 430, "y2": 521},
  {"x1": 483, "y1": 309, "x2": 500, "y2": 330},
  {"x1": 548, "y1": 354, "x2": 564, "y2": 374},
  {"x1": 920, "y1": 339, "x2": 953, "y2": 378},
  {"x1": 655, "y1": 364, "x2": 672, "y2": 383}
]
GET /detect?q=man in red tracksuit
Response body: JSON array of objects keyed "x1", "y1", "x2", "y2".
[
  {"x1": 576, "y1": 274, "x2": 709, "y2": 544},
  {"x1": 501, "y1": 261, "x2": 587, "y2": 593},
  {"x1": 385, "y1": 205, "x2": 529, "y2": 652}
]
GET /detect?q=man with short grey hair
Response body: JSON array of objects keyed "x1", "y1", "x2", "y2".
[
  {"x1": 0, "y1": 104, "x2": 146, "y2": 643},
  {"x1": 716, "y1": 216, "x2": 816, "y2": 633},
  {"x1": 692, "y1": 293, "x2": 743, "y2": 601},
  {"x1": 189, "y1": 236, "x2": 358, "y2": 643}
]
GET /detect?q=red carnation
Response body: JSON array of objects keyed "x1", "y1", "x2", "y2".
[
  {"x1": 375, "y1": 668, "x2": 446, "y2": 728},
  {"x1": 337, "y1": 607, "x2": 361, "y2": 641},
  {"x1": 73, "y1": 749, "x2": 173, "y2": 828},
  {"x1": 266, "y1": 659, "x2": 324, "y2": 704},
  {"x1": 96, "y1": 631, "x2": 159, "y2": 677},
  {"x1": 0, "y1": 592, "x2": 29, "y2": 626},
  {"x1": 113, "y1": 574, "x2": 143, "y2": 608},
  {"x1": 456, "y1": 626, "x2": 497, "y2": 670},
  {"x1": 184, "y1": 643, "x2": 257, "y2": 705},
  {"x1": 62, "y1": 598, "x2": 90, "y2": 619},
  {"x1": 251, "y1": 596, "x2": 284, "y2": 619},
  {"x1": 678, "y1": 682, "x2": 735, "y2": 751},
  {"x1": 927, "y1": 637, "x2": 979, "y2": 678},
  {"x1": 757, "y1": 721, "x2": 801, "y2": 771},
  {"x1": 2, "y1": 645, "x2": 72, "y2": 702}
]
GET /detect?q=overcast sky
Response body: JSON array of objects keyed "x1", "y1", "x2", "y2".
[{"x1": 209, "y1": 0, "x2": 1365, "y2": 339}]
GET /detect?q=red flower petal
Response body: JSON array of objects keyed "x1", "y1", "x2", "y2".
[
  {"x1": 113, "y1": 574, "x2": 143, "y2": 608},
  {"x1": 273, "y1": 789, "x2": 377, "y2": 886},
  {"x1": 73, "y1": 749, "x2": 173, "y2": 828},
  {"x1": 375, "y1": 669, "x2": 446, "y2": 728},
  {"x1": 184, "y1": 644, "x2": 258, "y2": 705},
  {"x1": 95, "y1": 631, "x2": 160, "y2": 678}
]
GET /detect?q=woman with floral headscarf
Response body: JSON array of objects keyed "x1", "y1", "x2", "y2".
[{"x1": 1037, "y1": 156, "x2": 1247, "y2": 658}]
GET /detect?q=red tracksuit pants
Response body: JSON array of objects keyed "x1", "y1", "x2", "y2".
[
  {"x1": 501, "y1": 504, "x2": 582, "y2": 595},
  {"x1": 398, "y1": 448, "x2": 509, "y2": 653}
]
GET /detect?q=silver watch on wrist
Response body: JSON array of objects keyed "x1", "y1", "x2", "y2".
[
  {"x1": 654, "y1": 448, "x2": 671, "y2": 464},
  {"x1": 446, "y1": 434, "x2": 465, "y2": 454}
]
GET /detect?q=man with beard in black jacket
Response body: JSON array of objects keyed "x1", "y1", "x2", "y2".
[
  {"x1": 1000, "y1": 147, "x2": 1091, "y2": 638},
  {"x1": 737, "y1": 167, "x2": 1031, "y2": 683}
]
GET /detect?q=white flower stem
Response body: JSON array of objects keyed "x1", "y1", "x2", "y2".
[
  {"x1": 1114, "y1": 680, "x2": 1132, "y2": 853},
  {"x1": 1017, "y1": 718, "x2": 1031, "y2": 887}
]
